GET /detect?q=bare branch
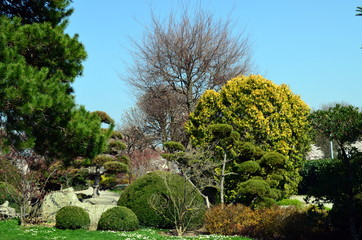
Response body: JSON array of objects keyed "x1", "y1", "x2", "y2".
[{"x1": 125, "y1": 7, "x2": 252, "y2": 114}]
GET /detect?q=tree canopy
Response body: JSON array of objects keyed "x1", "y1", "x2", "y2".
[
  {"x1": 308, "y1": 104, "x2": 362, "y2": 240},
  {"x1": 127, "y1": 9, "x2": 252, "y2": 113},
  {"x1": 186, "y1": 75, "x2": 312, "y2": 194},
  {"x1": 0, "y1": 1, "x2": 106, "y2": 161},
  {"x1": 0, "y1": 0, "x2": 73, "y2": 26}
]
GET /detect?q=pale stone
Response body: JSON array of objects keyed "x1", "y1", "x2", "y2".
[
  {"x1": 0, "y1": 200, "x2": 16, "y2": 218},
  {"x1": 40, "y1": 187, "x2": 120, "y2": 230},
  {"x1": 1, "y1": 200, "x2": 9, "y2": 208},
  {"x1": 40, "y1": 187, "x2": 81, "y2": 222}
]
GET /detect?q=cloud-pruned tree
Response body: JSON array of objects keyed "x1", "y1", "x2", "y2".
[{"x1": 186, "y1": 75, "x2": 312, "y2": 196}]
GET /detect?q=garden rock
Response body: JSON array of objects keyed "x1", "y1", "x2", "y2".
[
  {"x1": 40, "y1": 187, "x2": 120, "y2": 230},
  {"x1": 0, "y1": 201, "x2": 16, "y2": 218},
  {"x1": 40, "y1": 187, "x2": 80, "y2": 222}
]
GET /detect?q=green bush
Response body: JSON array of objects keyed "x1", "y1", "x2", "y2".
[
  {"x1": 55, "y1": 206, "x2": 90, "y2": 230},
  {"x1": 298, "y1": 159, "x2": 333, "y2": 194},
  {"x1": 0, "y1": 182, "x2": 21, "y2": 212},
  {"x1": 117, "y1": 171, "x2": 205, "y2": 229},
  {"x1": 97, "y1": 206, "x2": 138, "y2": 231}
]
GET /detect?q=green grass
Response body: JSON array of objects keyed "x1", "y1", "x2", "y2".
[
  {"x1": 277, "y1": 199, "x2": 304, "y2": 208},
  {"x1": 0, "y1": 220, "x2": 252, "y2": 240}
]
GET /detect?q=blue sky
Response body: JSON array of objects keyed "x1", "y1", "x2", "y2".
[{"x1": 66, "y1": 0, "x2": 362, "y2": 124}]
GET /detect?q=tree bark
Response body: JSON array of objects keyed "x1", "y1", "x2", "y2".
[
  {"x1": 220, "y1": 152, "x2": 227, "y2": 208},
  {"x1": 92, "y1": 167, "x2": 101, "y2": 198}
]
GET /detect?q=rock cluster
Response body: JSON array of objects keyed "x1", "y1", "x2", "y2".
[{"x1": 40, "y1": 187, "x2": 119, "y2": 230}]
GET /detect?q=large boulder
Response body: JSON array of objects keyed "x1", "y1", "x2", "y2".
[
  {"x1": 40, "y1": 187, "x2": 80, "y2": 222},
  {"x1": 40, "y1": 187, "x2": 118, "y2": 230}
]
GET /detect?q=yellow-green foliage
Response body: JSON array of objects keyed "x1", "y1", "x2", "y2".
[{"x1": 187, "y1": 75, "x2": 312, "y2": 195}]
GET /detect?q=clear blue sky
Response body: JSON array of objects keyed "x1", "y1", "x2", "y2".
[{"x1": 66, "y1": 0, "x2": 362, "y2": 124}]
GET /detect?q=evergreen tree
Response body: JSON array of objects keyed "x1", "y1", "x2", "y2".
[
  {"x1": 0, "y1": 0, "x2": 73, "y2": 26},
  {"x1": 186, "y1": 75, "x2": 312, "y2": 196}
]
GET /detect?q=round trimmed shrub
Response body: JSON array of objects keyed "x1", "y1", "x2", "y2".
[
  {"x1": 117, "y1": 171, "x2": 205, "y2": 229},
  {"x1": 97, "y1": 206, "x2": 138, "y2": 231},
  {"x1": 0, "y1": 182, "x2": 21, "y2": 212},
  {"x1": 55, "y1": 206, "x2": 90, "y2": 230}
]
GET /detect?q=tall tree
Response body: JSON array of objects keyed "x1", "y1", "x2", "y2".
[
  {"x1": 126, "y1": 8, "x2": 252, "y2": 115},
  {"x1": 0, "y1": 0, "x2": 73, "y2": 26},
  {"x1": 137, "y1": 85, "x2": 187, "y2": 144},
  {"x1": 186, "y1": 75, "x2": 312, "y2": 196},
  {"x1": 0, "y1": 0, "x2": 88, "y2": 159},
  {"x1": 89, "y1": 129, "x2": 130, "y2": 197},
  {"x1": 308, "y1": 104, "x2": 362, "y2": 240},
  {"x1": 0, "y1": 0, "x2": 109, "y2": 223}
]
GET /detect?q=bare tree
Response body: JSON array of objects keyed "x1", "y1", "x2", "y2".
[
  {"x1": 126, "y1": 8, "x2": 252, "y2": 114},
  {"x1": 1, "y1": 146, "x2": 57, "y2": 225},
  {"x1": 121, "y1": 85, "x2": 188, "y2": 148},
  {"x1": 138, "y1": 85, "x2": 188, "y2": 144},
  {"x1": 120, "y1": 108, "x2": 159, "y2": 153}
]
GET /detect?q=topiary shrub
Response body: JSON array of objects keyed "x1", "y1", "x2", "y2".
[
  {"x1": 0, "y1": 182, "x2": 21, "y2": 212},
  {"x1": 100, "y1": 175, "x2": 118, "y2": 190},
  {"x1": 55, "y1": 206, "x2": 90, "y2": 230},
  {"x1": 117, "y1": 171, "x2": 205, "y2": 229},
  {"x1": 97, "y1": 206, "x2": 139, "y2": 231}
]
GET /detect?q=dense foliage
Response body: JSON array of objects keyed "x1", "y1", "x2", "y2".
[
  {"x1": 0, "y1": 0, "x2": 73, "y2": 26},
  {"x1": 117, "y1": 171, "x2": 205, "y2": 229},
  {"x1": 186, "y1": 75, "x2": 312, "y2": 196},
  {"x1": 0, "y1": 3, "x2": 109, "y2": 161},
  {"x1": 308, "y1": 104, "x2": 362, "y2": 240},
  {"x1": 55, "y1": 206, "x2": 90, "y2": 230},
  {"x1": 97, "y1": 206, "x2": 139, "y2": 231},
  {"x1": 227, "y1": 143, "x2": 293, "y2": 205}
]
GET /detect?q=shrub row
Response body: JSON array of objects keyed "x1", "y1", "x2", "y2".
[
  {"x1": 55, "y1": 206, "x2": 139, "y2": 231},
  {"x1": 204, "y1": 204, "x2": 331, "y2": 240}
]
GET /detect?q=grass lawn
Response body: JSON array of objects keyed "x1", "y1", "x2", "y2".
[{"x1": 0, "y1": 220, "x2": 253, "y2": 240}]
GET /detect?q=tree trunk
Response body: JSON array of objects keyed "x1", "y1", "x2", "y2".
[
  {"x1": 186, "y1": 80, "x2": 194, "y2": 114},
  {"x1": 92, "y1": 167, "x2": 101, "y2": 197},
  {"x1": 220, "y1": 152, "x2": 227, "y2": 208},
  {"x1": 186, "y1": 178, "x2": 211, "y2": 208}
]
